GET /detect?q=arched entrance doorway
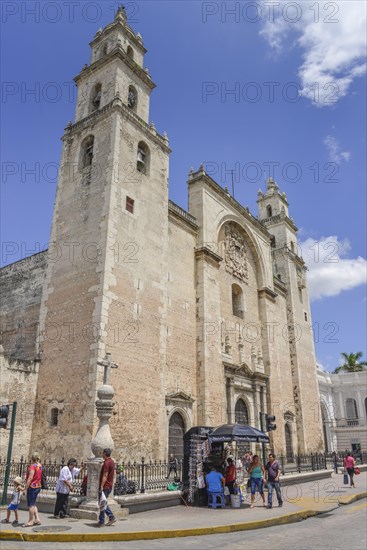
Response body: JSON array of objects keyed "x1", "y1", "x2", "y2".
[
  {"x1": 235, "y1": 398, "x2": 249, "y2": 424},
  {"x1": 285, "y1": 424, "x2": 293, "y2": 462},
  {"x1": 235, "y1": 398, "x2": 250, "y2": 454},
  {"x1": 168, "y1": 412, "x2": 185, "y2": 460}
]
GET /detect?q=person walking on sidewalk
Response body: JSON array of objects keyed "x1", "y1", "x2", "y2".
[
  {"x1": 343, "y1": 452, "x2": 356, "y2": 487},
  {"x1": 23, "y1": 452, "x2": 42, "y2": 527},
  {"x1": 1, "y1": 476, "x2": 25, "y2": 526},
  {"x1": 96, "y1": 448, "x2": 116, "y2": 527},
  {"x1": 265, "y1": 453, "x2": 283, "y2": 509},
  {"x1": 248, "y1": 455, "x2": 266, "y2": 509}
]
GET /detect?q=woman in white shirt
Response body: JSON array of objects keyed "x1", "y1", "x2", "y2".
[{"x1": 53, "y1": 459, "x2": 82, "y2": 519}]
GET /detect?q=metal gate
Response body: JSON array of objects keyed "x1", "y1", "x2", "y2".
[{"x1": 168, "y1": 412, "x2": 185, "y2": 460}]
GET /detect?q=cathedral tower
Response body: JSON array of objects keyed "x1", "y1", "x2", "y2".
[
  {"x1": 257, "y1": 178, "x2": 323, "y2": 453},
  {"x1": 30, "y1": 7, "x2": 171, "y2": 458}
]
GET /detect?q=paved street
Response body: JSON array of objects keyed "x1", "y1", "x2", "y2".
[{"x1": 1, "y1": 498, "x2": 366, "y2": 550}]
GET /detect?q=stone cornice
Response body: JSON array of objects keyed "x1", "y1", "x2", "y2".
[
  {"x1": 261, "y1": 211, "x2": 298, "y2": 232},
  {"x1": 74, "y1": 45, "x2": 155, "y2": 90},
  {"x1": 195, "y1": 246, "x2": 223, "y2": 266},
  {"x1": 258, "y1": 287, "x2": 278, "y2": 302},
  {"x1": 224, "y1": 363, "x2": 269, "y2": 382},
  {"x1": 63, "y1": 97, "x2": 171, "y2": 154},
  {"x1": 188, "y1": 170, "x2": 272, "y2": 240},
  {"x1": 165, "y1": 391, "x2": 195, "y2": 404},
  {"x1": 90, "y1": 19, "x2": 147, "y2": 54},
  {"x1": 273, "y1": 277, "x2": 287, "y2": 296},
  {"x1": 168, "y1": 200, "x2": 198, "y2": 233}
]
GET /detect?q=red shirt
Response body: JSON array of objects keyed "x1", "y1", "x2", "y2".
[
  {"x1": 226, "y1": 463, "x2": 235, "y2": 483},
  {"x1": 26, "y1": 463, "x2": 42, "y2": 488},
  {"x1": 344, "y1": 456, "x2": 355, "y2": 469},
  {"x1": 99, "y1": 457, "x2": 115, "y2": 490}
]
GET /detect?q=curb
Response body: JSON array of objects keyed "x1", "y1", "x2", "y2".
[
  {"x1": 1, "y1": 492, "x2": 366, "y2": 543},
  {"x1": 338, "y1": 491, "x2": 367, "y2": 505}
]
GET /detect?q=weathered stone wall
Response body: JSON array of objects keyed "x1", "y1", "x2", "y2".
[
  {"x1": 165, "y1": 211, "x2": 198, "y2": 443},
  {"x1": 0, "y1": 348, "x2": 39, "y2": 460},
  {"x1": 101, "y1": 105, "x2": 170, "y2": 462},
  {"x1": 0, "y1": 251, "x2": 47, "y2": 360},
  {"x1": 28, "y1": 108, "x2": 120, "y2": 460}
]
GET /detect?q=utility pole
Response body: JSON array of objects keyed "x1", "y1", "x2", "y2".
[
  {"x1": 1, "y1": 402, "x2": 17, "y2": 505},
  {"x1": 259, "y1": 411, "x2": 266, "y2": 466}
]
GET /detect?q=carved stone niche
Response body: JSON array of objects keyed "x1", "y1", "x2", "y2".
[{"x1": 223, "y1": 223, "x2": 249, "y2": 283}]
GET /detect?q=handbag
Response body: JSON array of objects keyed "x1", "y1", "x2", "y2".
[
  {"x1": 343, "y1": 473, "x2": 349, "y2": 485},
  {"x1": 354, "y1": 467, "x2": 361, "y2": 475}
]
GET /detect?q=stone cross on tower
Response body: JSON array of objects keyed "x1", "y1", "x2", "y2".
[{"x1": 97, "y1": 352, "x2": 118, "y2": 385}]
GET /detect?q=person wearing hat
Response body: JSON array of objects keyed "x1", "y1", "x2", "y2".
[{"x1": 1, "y1": 476, "x2": 25, "y2": 526}]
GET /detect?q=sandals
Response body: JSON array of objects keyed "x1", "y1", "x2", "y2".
[
  {"x1": 22, "y1": 523, "x2": 34, "y2": 527},
  {"x1": 1, "y1": 519, "x2": 10, "y2": 524}
]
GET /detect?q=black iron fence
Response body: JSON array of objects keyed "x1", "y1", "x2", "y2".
[
  {"x1": 0, "y1": 457, "x2": 183, "y2": 495},
  {"x1": 278, "y1": 451, "x2": 367, "y2": 475},
  {"x1": 0, "y1": 452, "x2": 365, "y2": 495}
]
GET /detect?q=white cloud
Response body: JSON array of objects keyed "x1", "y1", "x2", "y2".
[
  {"x1": 323, "y1": 135, "x2": 351, "y2": 163},
  {"x1": 298, "y1": 236, "x2": 367, "y2": 301},
  {"x1": 260, "y1": 1, "x2": 367, "y2": 106}
]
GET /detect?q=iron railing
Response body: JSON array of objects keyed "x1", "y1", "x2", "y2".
[
  {"x1": 0, "y1": 452, "x2": 364, "y2": 493},
  {"x1": 0, "y1": 457, "x2": 183, "y2": 495},
  {"x1": 278, "y1": 451, "x2": 367, "y2": 475}
]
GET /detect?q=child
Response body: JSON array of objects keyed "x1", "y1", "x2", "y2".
[{"x1": 1, "y1": 476, "x2": 25, "y2": 525}]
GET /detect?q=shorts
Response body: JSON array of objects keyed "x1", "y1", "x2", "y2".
[
  {"x1": 27, "y1": 487, "x2": 41, "y2": 507},
  {"x1": 251, "y1": 477, "x2": 264, "y2": 495},
  {"x1": 8, "y1": 503, "x2": 19, "y2": 511}
]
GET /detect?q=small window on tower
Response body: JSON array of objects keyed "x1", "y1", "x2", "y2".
[
  {"x1": 80, "y1": 135, "x2": 95, "y2": 169},
  {"x1": 51, "y1": 408, "x2": 59, "y2": 427},
  {"x1": 102, "y1": 43, "x2": 108, "y2": 57},
  {"x1": 232, "y1": 284, "x2": 244, "y2": 319},
  {"x1": 137, "y1": 142, "x2": 150, "y2": 175},
  {"x1": 90, "y1": 83, "x2": 102, "y2": 112},
  {"x1": 266, "y1": 205, "x2": 272, "y2": 218},
  {"x1": 304, "y1": 312, "x2": 308, "y2": 322},
  {"x1": 127, "y1": 45, "x2": 134, "y2": 60},
  {"x1": 128, "y1": 85, "x2": 137, "y2": 111},
  {"x1": 126, "y1": 196, "x2": 134, "y2": 213}
]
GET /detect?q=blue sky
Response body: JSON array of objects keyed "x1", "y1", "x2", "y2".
[{"x1": 1, "y1": 1, "x2": 366, "y2": 371}]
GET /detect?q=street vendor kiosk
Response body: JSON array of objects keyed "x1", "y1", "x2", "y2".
[{"x1": 183, "y1": 424, "x2": 269, "y2": 506}]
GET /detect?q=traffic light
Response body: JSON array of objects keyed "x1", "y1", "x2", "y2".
[
  {"x1": 265, "y1": 414, "x2": 276, "y2": 432},
  {"x1": 0, "y1": 405, "x2": 10, "y2": 429}
]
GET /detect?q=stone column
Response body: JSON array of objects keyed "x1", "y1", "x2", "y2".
[
  {"x1": 261, "y1": 385, "x2": 268, "y2": 416},
  {"x1": 70, "y1": 356, "x2": 128, "y2": 521},
  {"x1": 226, "y1": 377, "x2": 235, "y2": 423},
  {"x1": 253, "y1": 383, "x2": 261, "y2": 429}
]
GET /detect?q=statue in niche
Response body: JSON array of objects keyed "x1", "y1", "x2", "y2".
[{"x1": 224, "y1": 223, "x2": 248, "y2": 282}]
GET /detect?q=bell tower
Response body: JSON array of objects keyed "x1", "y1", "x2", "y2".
[
  {"x1": 31, "y1": 6, "x2": 171, "y2": 459},
  {"x1": 258, "y1": 178, "x2": 323, "y2": 453}
]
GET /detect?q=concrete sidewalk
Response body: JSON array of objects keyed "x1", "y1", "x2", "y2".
[{"x1": 1, "y1": 471, "x2": 366, "y2": 543}]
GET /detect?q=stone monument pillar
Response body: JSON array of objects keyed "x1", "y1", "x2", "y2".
[{"x1": 70, "y1": 353, "x2": 128, "y2": 520}]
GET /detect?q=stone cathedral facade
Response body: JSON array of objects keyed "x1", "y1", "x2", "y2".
[{"x1": 0, "y1": 8, "x2": 324, "y2": 461}]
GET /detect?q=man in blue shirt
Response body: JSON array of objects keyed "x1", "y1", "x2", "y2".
[{"x1": 205, "y1": 466, "x2": 225, "y2": 493}]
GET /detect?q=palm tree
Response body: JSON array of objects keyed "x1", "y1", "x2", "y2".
[{"x1": 333, "y1": 352, "x2": 367, "y2": 374}]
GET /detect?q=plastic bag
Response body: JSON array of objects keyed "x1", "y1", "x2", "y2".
[{"x1": 99, "y1": 491, "x2": 107, "y2": 511}]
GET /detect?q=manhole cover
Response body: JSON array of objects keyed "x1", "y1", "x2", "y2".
[{"x1": 33, "y1": 525, "x2": 72, "y2": 532}]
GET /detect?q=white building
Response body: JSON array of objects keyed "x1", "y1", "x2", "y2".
[{"x1": 317, "y1": 367, "x2": 367, "y2": 453}]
